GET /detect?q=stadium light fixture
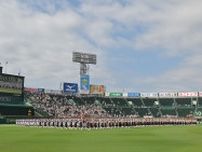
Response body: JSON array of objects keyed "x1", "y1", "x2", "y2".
[
  {"x1": 72, "y1": 52, "x2": 97, "y2": 94},
  {"x1": 72, "y1": 52, "x2": 97, "y2": 75}
]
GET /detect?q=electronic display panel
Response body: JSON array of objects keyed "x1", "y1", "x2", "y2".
[{"x1": 0, "y1": 74, "x2": 24, "y2": 95}]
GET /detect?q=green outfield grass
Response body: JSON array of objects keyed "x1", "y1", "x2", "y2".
[{"x1": 0, "y1": 125, "x2": 202, "y2": 152}]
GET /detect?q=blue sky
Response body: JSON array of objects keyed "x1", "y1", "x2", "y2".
[{"x1": 0, "y1": 0, "x2": 202, "y2": 92}]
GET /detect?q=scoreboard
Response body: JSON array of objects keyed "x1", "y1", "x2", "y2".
[
  {"x1": 0, "y1": 74, "x2": 24, "y2": 104},
  {"x1": 0, "y1": 74, "x2": 24, "y2": 94}
]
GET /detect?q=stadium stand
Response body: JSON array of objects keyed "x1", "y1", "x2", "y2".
[
  {"x1": 142, "y1": 98, "x2": 157, "y2": 107},
  {"x1": 175, "y1": 98, "x2": 192, "y2": 107},
  {"x1": 125, "y1": 98, "x2": 143, "y2": 107},
  {"x1": 161, "y1": 108, "x2": 177, "y2": 117},
  {"x1": 198, "y1": 97, "x2": 202, "y2": 107},
  {"x1": 159, "y1": 98, "x2": 174, "y2": 107},
  {"x1": 149, "y1": 108, "x2": 161, "y2": 117},
  {"x1": 25, "y1": 92, "x2": 109, "y2": 118},
  {"x1": 177, "y1": 107, "x2": 195, "y2": 117},
  {"x1": 23, "y1": 91, "x2": 201, "y2": 119}
]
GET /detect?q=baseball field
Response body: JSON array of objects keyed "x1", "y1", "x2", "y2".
[{"x1": 0, "y1": 125, "x2": 202, "y2": 152}]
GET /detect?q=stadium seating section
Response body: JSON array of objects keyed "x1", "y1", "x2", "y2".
[{"x1": 24, "y1": 92, "x2": 202, "y2": 118}]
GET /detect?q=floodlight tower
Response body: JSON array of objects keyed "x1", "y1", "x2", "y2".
[{"x1": 72, "y1": 52, "x2": 97, "y2": 93}]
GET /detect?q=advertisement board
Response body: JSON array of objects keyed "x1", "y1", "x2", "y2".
[
  {"x1": 178, "y1": 92, "x2": 198, "y2": 97},
  {"x1": 44, "y1": 89, "x2": 62, "y2": 95},
  {"x1": 109, "y1": 92, "x2": 123, "y2": 97},
  {"x1": 159, "y1": 92, "x2": 177, "y2": 98},
  {"x1": 141, "y1": 92, "x2": 158, "y2": 98},
  {"x1": 90, "y1": 85, "x2": 105, "y2": 95},
  {"x1": 24, "y1": 88, "x2": 45, "y2": 94},
  {"x1": 63, "y1": 83, "x2": 78, "y2": 93},
  {"x1": 127, "y1": 92, "x2": 140, "y2": 97},
  {"x1": 80, "y1": 75, "x2": 90, "y2": 94},
  {"x1": 198, "y1": 92, "x2": 202, "y2": 97},
  {"x1": 24, "y1": 88, "x2": 38, "y2": 94},
  {"x1": 0, "y1": 74, "x2": 23, "y2": 95},
  {"x1": 123, "y1": 92, "x2": 128, "y2": 97},
  {"x1": 38, "y1": 88, "x2": 45, "y2": 93},
  {"x1": 105, "y1": 92, "x2": 110, "y2": 97}
]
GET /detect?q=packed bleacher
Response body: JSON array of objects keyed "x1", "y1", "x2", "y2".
[
  {"x1": 25, "y1": 92, "x2": 110, "y2": 118},
  {"x1": 24, "y1": 89, "x2": 202, "y2": 119}
]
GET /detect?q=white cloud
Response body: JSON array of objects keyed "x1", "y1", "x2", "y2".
[
  {"x1": 134, "y1": 0, "x2": 202, "y2": 54},
  {"x1": 1, "y1": 0, "x2": 202, "y2": 91},
  {"x1": 0, "y1": 0, "x2": 110, "y2": 89}
]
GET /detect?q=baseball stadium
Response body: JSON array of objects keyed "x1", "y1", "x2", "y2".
[
  {"x1": 1, "y1": 52, "x2": 202, "y2": 152},
  {"x1": 1, "y1": 1, "x2": 202, "y2": 152}
]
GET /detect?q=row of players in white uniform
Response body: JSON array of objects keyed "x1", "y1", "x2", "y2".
[{"x1": 16, "y1": 118, "x2": 197, "y2": 128}]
